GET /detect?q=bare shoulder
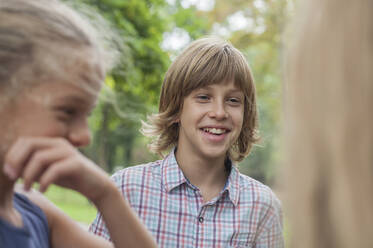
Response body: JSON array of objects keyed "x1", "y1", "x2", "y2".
[
  {"x1": 15, "y1": 184, "x2": 50, "y2": 203},
  {"x1": 14, "y1": 185, "x2": 113, "y2": 248},
  {"x1": 15, "y1": 183, "x2": 62, "y2": 228},
  {"x1": 15, "y1": 184, "x2": 55, "y2": 209}
]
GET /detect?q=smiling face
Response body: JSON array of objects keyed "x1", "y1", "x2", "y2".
[
  {"x1": 0, "y1": 66, "x2": 102, "y2": 165},
  {"x1": 176, "y1": 80, "x2": 244, "y2": 164}
]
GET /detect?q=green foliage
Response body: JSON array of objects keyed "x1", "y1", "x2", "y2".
[
  {"x1": 44, "y1": 185, "x2": 97, "y2": 224},
  {"x1": 76, "y1": 0, "x2": 172, "y2": 171},
  {"x1": 171, "y1": 7, "x2": 209, "y2": 39}
]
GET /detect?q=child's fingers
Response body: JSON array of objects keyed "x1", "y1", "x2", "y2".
[
  {"x1": 22, "y1": 148, "x2": 67, "y2": 191},
  {"x1": 4, "y1": 137, "x2": 68, "y2": 180},
  {"x1": 38, "y1": 158, "x2": 77, "y2": 193},
  {"x1": 3, "y1": 137, "x2": 37, "y2": 180}
]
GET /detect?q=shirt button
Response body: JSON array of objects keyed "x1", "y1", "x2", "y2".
[{"x1": 198, "y1": 216, "x2": 204, "y2": 223}]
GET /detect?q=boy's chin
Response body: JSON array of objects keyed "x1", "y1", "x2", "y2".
[{"x1": 201, "y1": 147, "x2": 228, "y2": 160}]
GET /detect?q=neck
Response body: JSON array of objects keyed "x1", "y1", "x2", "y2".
[{"x1": 175, "y1": 148, "x2": 229, "y2": 202}]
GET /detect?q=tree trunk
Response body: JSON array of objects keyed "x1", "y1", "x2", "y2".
[{"x1": 98, "y1": 103, "x2": 110, "y2": 171}]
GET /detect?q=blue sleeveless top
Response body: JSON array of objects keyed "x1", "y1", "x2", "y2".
[{"x1": 0, "y1": 193, "x2": 50, "y2": 248}]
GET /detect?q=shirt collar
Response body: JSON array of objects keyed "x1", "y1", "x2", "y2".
[
  {"x1": 223, "y1": 163, "x2": 240, "y2": 206},
  {"x1": 161, "y1": 148, "x2": 187, "y2": 192},
  {"x1": 161, "y1": 148, "x2": 241, "y2": 206}
]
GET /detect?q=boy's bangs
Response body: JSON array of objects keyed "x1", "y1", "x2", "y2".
[{"x1": 182, "y1": 48, "x2": 251, "y2": 97}]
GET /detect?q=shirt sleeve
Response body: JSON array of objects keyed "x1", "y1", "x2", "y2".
[
  {"x1": 88, "y1": 210, "x2": 111, "y2": 241},
  {"x1": 254, "y1": 191, "x2": 285, "y2": 248}
]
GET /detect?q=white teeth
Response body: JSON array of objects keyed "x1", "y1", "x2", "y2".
[{"x1": 202, "y1": 128, "x2": 226, "y2": 134}]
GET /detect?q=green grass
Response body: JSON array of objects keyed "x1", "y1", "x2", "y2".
[{"x1": 44, "y1": 185, "x2": 97, "y2": 224}]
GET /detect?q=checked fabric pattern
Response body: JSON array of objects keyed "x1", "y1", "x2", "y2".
[{"x1": 89, "y1": 150, "x2": 284, "y2": 248}]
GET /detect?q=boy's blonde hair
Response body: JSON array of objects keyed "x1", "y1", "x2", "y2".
[{"x1": 142, "y1": 37, "x2": 259, "y2": 162}]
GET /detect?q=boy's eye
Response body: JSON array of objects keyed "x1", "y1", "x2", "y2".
[
  {"x1": 227, "y1": 97, "x2": 242, "y2": 105},
  {"x1": 196, "y1": 94, "x2": 210, "y2": 102}
]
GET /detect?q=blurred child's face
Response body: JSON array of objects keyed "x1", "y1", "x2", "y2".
[
  {"x1": 177, "y1": 80, "x2": 244, "y2": 163},
  {"x1": 0, "y1": 71, "x2": 102, "y2": 162}
]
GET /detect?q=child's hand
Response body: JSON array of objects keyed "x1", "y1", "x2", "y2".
[{"x1": 3, "y1": 137, "x2": 111, "y2": 204}]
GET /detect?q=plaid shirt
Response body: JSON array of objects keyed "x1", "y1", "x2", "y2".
[{"x1": 89, "y1": 150, "x2": 284, "y2": 248}]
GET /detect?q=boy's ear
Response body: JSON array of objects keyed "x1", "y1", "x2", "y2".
[
  {"x1": 172, "y1": 114, "x2": 180, "y2": 124},
  {"x1": 171, "y1": 112, "x2": 181, "y2": 124},
  {"x1": 172, "y1": 116, "x2": 180, "y2": 124}
]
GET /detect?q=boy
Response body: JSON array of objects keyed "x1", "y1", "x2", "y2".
[{"x1": 90, "y1": 37, "x2": 284, "y2": 247}]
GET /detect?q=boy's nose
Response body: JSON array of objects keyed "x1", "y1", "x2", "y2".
[
  {"x1": 67, "y1": 122, "x2": 91, "y2": 148},
  {"x1": 208, "y1": 101, "x2": 228, "y2": 120}
]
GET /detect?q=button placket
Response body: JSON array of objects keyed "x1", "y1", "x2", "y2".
[{"x1": 197, "y1": 206, "x2": 207, "y2": 224}]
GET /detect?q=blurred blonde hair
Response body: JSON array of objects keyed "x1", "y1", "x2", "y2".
[
  {"x1": 141, "y1": 37, "x2": 259, "y2": 162},
  {"x1": 0, "y1": 0, "x2": 119, "y2": 99},
  {"x1": 284, "y1": 0, "x2": 373, "y2": 247}
]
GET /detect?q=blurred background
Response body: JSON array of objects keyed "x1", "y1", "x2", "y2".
[{"x1": 47, "y1": 0, "x2": 295, "y2": 228}]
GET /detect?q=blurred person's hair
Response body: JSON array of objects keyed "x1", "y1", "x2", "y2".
[
  {"x1": 0, "y1": 0, "x2": 119, "y2": 101},
  {"x1": 284, "y1": 0, "x2": 373, "y2": 247},
  {"x1": 141, "y1": 37, "x2": 259, "y2": 162}
]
